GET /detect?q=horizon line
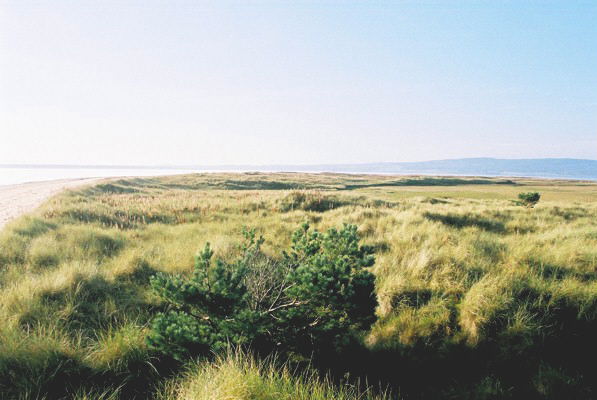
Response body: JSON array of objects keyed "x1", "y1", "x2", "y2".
[{"x1": 2, "y1": 157, "x2": 597, "y2": 170}]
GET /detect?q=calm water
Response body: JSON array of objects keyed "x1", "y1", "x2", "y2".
[
  {"x1": 0, "y1": 167, "x2": 199, "y2": 186},
  {"x1": 2, "y1": 166, "x2": 594, "y2": 187}
]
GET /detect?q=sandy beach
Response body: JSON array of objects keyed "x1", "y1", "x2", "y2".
[{"x1": 0, "y1": 178, "x2": 101, "y2": 230}]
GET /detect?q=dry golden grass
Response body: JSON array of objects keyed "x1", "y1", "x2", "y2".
[
  {"x1": 157, "y1": 350, "x2": 387, "y2": 400},
  {"x1": 1, "y1": 172, "x2": 596, "y2": 398}
]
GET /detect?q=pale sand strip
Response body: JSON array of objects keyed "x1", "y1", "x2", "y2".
[{"x1": 0, "y1": 178, "x2": 102, "y2": 231}]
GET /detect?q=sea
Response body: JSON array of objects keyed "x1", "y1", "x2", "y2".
[{"x1": 2, "y1": 161, "x2": 595, "y2": 186}]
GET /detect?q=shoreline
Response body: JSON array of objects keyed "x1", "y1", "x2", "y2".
[{"x1": 0, "y1": 178, "x2": 103, "y2": 231}]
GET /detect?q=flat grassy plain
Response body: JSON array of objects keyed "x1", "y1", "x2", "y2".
[{"x1": 1, "y1": 173, "x2": 597, "y2": 399}]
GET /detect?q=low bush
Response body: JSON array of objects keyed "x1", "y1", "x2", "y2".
[
  {"x1": 147, "y1": 223, "x2": 377, "y2": 361},
  {"x1": 518, "y1": 192, "x2": 541, "y2": 207}
]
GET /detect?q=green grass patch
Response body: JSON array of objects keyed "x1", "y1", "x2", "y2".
[{"x1": 1, "y1": 173, "x2": 597, "y2": 399}]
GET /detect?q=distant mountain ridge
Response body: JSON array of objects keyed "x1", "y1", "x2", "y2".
[{"x1": 2, "y1": 158, "x2": 596, "y2": 181}]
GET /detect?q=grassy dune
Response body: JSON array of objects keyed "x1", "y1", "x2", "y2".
[{"x1": 1, "y1": 173, "x2": 597, "y2": 399}]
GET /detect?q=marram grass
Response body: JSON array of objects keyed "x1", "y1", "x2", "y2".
[
  {"x1": 157, "y1": 350, "x2": 388, "y2": 400},
  {"x1": 1, "y1": 172, "x2": 597, "y2": 398}
]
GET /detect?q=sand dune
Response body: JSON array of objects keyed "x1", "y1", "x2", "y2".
[{"x1": 0, "y1": 178, "x2": 101, "y2": 230}]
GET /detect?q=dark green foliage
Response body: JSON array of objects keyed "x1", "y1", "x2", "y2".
[
  {"x1": 147, "y1": 224, "x2": 377, "y2": 361},
  {"x1": 518, "y1": 192, "x2": 541, "y2": 207},
  {"x1": 280, "y1": 223, "x2": 377, "y2": 352},
  {"x1": 147, "y1": 240, "x2": 259, "y2": 360}
]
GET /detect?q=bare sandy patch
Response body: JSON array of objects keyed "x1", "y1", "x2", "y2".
[{"x1": 0, "y1": 178, "x2": 102, "y2": 230}]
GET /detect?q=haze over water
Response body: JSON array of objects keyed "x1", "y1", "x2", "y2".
[
  {"x1": 0, "y1": 167, "x2": 197, "y2": 186},
  {"x1": 3, "y1": 157, "x2": 597, "y2": 186}
]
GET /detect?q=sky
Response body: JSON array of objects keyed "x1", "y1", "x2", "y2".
[{"x1": 1, "y1": 0, "x2": 596, "y2": 166}]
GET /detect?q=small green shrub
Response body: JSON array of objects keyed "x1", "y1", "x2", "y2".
[
  {"x1": 518, "y1": 192, "x2": 541, "y2": 207},
  {"x1": 147, "y1": 223, "x2": 377, "y2": 360}
]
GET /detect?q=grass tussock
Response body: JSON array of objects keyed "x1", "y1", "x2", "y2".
[{"x1": 157, "y1": 350, "x2": 388, "y2": 400}]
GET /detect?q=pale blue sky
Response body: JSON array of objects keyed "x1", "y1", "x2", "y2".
[{"x1": 1, "y1": 0, "x2": 595, "y2": 165}]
